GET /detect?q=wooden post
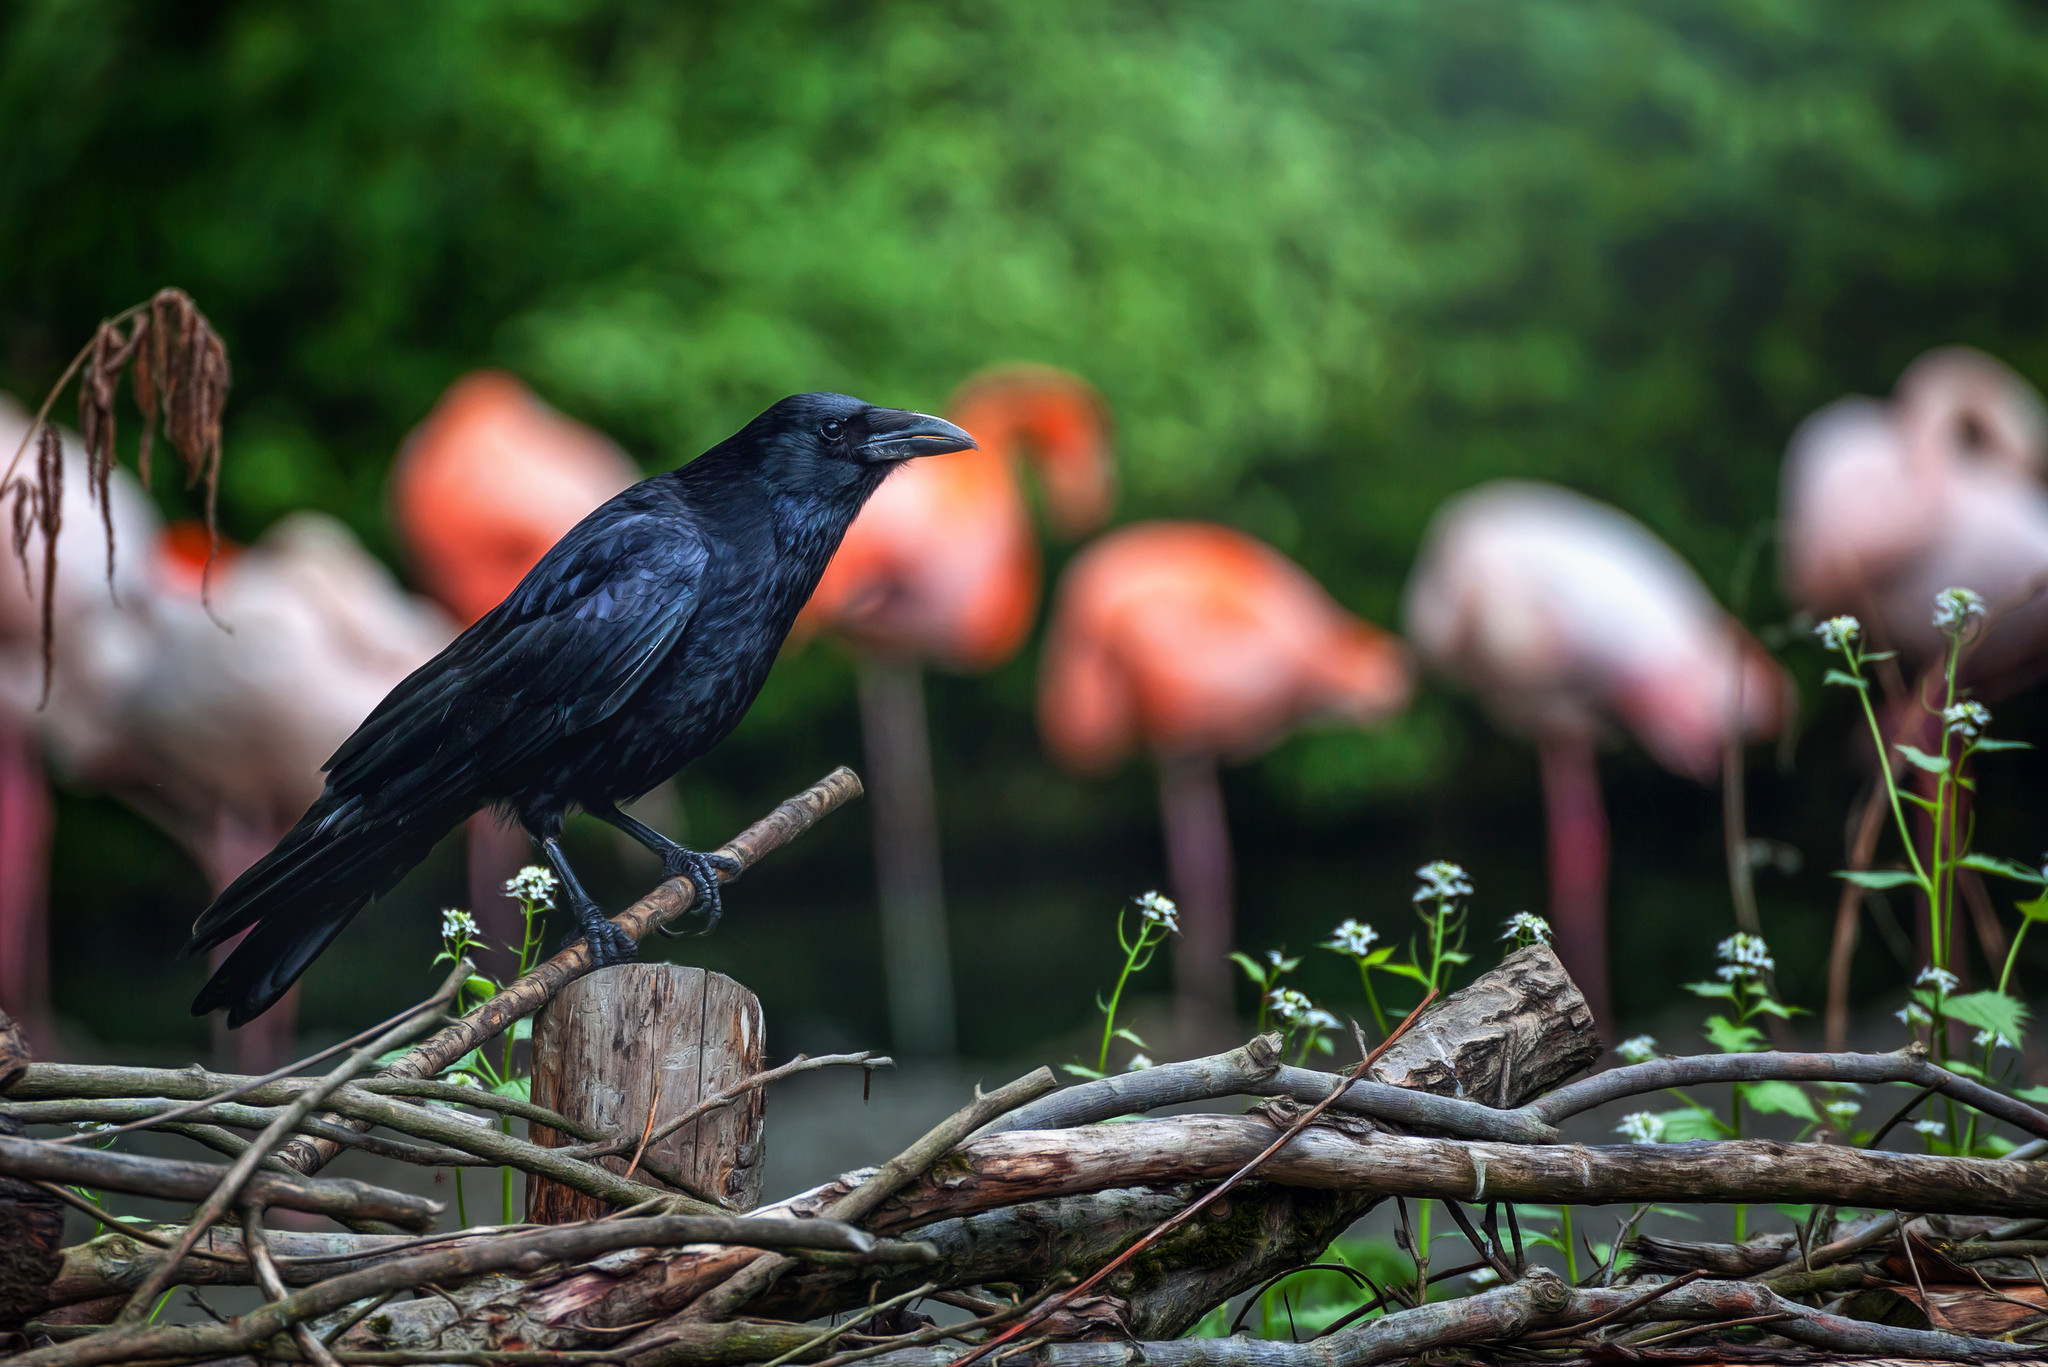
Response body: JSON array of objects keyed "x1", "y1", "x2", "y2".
[{"x1": 526, "y1": 965, "x2": 765, "y2": 1222}]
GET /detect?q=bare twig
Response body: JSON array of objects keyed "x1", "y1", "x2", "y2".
[
  {"x1": 760, "y1": 1280, "x2": 937, "y2": 1367},
  {"x1": 243, "y1": 1205, "x2": 343, "y2": 1367},
  {"x1": 114, "y1": 964, "x2": 468, "y2": 1323},
  {"x1": 950, "y1": 988, "x2": 1440, "y2": 1367},
  {"x1": 563, "y1": 1051, "x2": 892, "y2": 1162}
]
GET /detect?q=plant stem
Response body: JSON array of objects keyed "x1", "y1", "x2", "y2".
[
  {"x1": 1356, "y1": 964, "x2": 1388, "y2": 1038},
  {"x1": 1560, "y1": 1204, "x2": 1577, "y2": 1283},
  {"x1": 1096, "y1": 942, "x2": 1140, "y2": 1077}
]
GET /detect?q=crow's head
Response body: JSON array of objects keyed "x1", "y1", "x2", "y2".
[{"x1": 740, "y1": 392, "x2": 977, "y2": 500}]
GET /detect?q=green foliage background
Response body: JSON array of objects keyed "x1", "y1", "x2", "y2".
[{"x1": 5, "y1": 0, "x2": 2046, "y2": 1056}]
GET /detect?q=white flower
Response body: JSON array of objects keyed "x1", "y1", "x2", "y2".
[
  {"x1": 1974, "y1": 1029, "x2": 2017, "y2": 1051},
  {"x1": 1714, "y1": 933, "x2": 1775, "y2": 981},
  {"x1": 1267, "y1": 988, "x2": 1317, "y2": 1025},
  {"x1": 1822, "y1": 1099, "x2": 1861, "y2": 1128},
  {"x1": 1896, "y1": 1001, "x2": 1933, "y2": 1027},
  {"x1": 1932, "y1": 587, "x2": 1987, "y2": 632},
  {"x1": 1912, "y1": 1119, "x2": 1946, "y2": 1138},
  {"x1": 1414, "y1": 860, "x2": 1473, "y2": 903},
  {"x1": 1943, "y1": 701, "x2": 1991, "y2": 739},
  {"x1": 1466, "y1": 1267, "x2": 1501, "y2": 1287},
  {"x1": 1616, "y1": 1112, "x2": 1665, "y2": 1144},
  {"x1": 440, "y1": 908, "x2": 479, "y2": 942},
  {"x1": 1324, "y1": 918, "x2": 1379, "y2": 957},
  {"x1": 1303, "y1": 1008, "x2": 1341, "y2": 1030},
  {"x1": 1500, "y1": 911, "x2": 1553, "y2": 946},
  {"x1": 1815, "y1": 616, "x2": 1861, "y2": 652},
  {"x1": 1915, "y1": 966, "x2": 1960, "y2": 995},
  {"x1": 1126, "y1": 1053, "x2": 1154, "y2": 1072},
  {"x1": 1617, "y1": 1035, "x2": 1659, "y2": 1065},
  {"x1": 1133, "y1": 891, "x2": 1180, "y2": 934},
  {"x1": 72, "y1": 1120, "x2": 118, "y2": 1134},
  {"x1": 506, "y1": 866, "x2": 559, "y2": 906}
]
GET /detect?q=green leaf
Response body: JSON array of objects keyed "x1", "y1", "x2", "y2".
[
  {"x1": 1228, "y1": 952, "x2": 1268, "y2": 986},
  {"x1": 1971, "y1": 738, "x2": 2033, "y2": 752},
  {"x1": 1835, "y1": 869, "x2": 1923, "y2": 890},
  {"x1": 1313, "y1": 1035, "x2": 1334, "y2": 1054},
  {"x1": 512, "y1": 1019, "x2": 533, "y2": 1042},
  {"x1": 1362, "y1": 947, "x2": 1396, "y2": 967},
  {"x1": 1739, "y1": 1081, "x2": 1819, "y2": 1122},
  {"x1": 1956, "y1": 853, "x2": 2048, "y2": 884},
  {"x1": 1862, "y1": 650, "x2": 1899, "y2": 662},
  {"x1": 1061, "y1": 1063, "x2": 1105, "y2": 1079},
  {"x1": 1113, "y1": 1026, "x2": 1150, "y2": 1049},
  {"x1": 489, "y1": 1076, "x2": 531, "y2": 1101},
  {"x1": 1822, "y1": 668, "x2": 1868, "y2": 690},
  {"x1": 1652, "y1": 1107, "x2": 1726, "y2": 1141},
  {"x1": 1378, "y1": 962, "x2": 1434, "y2": 985},
  {"x1": 2018, "y1": 894, "x2": 2048, "y2": 923},
  {"x1": 1703, "y1": 1016, "x2": 1766, "y2": 1054},
  {"x1": 1748, "y1": 998, "x2": 1803, "y2": 1019},
  {"x1": 1939, "y1": 990, "x2": 2030, "y2": 1041},
  {"x1": 1683, "y1": 981, "x2": 1737, "y2": 1000},
  {"x1": 465, "y1": 975, "x2": 499, "y2": 1000},
  {"x1": 2017, "y1": 1085, "x2": 2048, "y2": 1104},
  {"x1": 1893, "y1": 743, "x2": 1950, "y2": 774}
]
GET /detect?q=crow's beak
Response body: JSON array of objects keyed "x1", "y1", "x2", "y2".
[{"x1": 859, "y1": 409, "x2": 978, "y2": 464}]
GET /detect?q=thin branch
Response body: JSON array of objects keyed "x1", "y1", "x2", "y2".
[{"x1": 561, "y1": 1051, "x2": 892, "y2": 1161}]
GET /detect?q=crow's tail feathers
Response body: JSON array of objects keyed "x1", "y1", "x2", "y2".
[{"x1": 189, "y1": 796, "x2": 460, "y2": 1029}]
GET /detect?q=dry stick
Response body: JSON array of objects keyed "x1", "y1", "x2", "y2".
[
  {"x1": 1439, "y1": 1200, "x2": 1513, "y2": 1281},
  {"x1": 278, "y1": 767, "x2": 863, "y2": 1178},
  {"x1": 115, "y1": 962, "x2": 468, "y2": 1324},
  {"x1": 671, "y1": 1067, "x2": 1058, "y2": 1329},
  {"x1": 1519, "y1": 1269, "x2": 1704, "y2": 1343},
  {"x1": 950, "y1": 988, "x2": 1440, "y2": 1367},
  {"x1": 10, "y1": 1214, "x2": 894, "y2": 1367},
  {"x1": 759, "y1": 1280, "x2": 939, "y2": 1367},
  {"x1": 0, "y1": 1131, "x2": 441, "y2": 1227},
  {"x1": 808, "y1": 1285, "x2": 1071, "y2": 1367},
  {"x1": 563, "y1": 1052, "x2": 893, "y2": 1161},
  {"x1": 40, "y1": 994, "x2": 478, "y2": 1147},
  {"x1": 12, "y1": 1097, "x2": 494, "y2": 1166},
  {"x1": 243, "y1": 1204, "x2": 344, "y2": 1367}
]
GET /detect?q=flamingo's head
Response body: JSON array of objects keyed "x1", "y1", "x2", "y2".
[
  {"x1": 949, "y1": 365, "x2": 1114, "y2": 537},
  {"x1": 1896, "y1": 347, "x2": 2048, "y2": 482}
]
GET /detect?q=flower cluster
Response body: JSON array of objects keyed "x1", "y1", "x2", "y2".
[
  {"x1": 506, "y1": 866, "x2": 559, "y2": 906},
  {"x1": 1126, "y1": 1053, "x2": 1154, "y2": 1071},
  {"x1": 1133, "y1": 890, "x2": 1181, "y2": 934},
  {"x1": 1822, "y1": 1099, "x2": 1861, "y2": 1129},
  {"x1": 1974, "y1": 1029, "x2": 2017, "y2": 1051},
  {"x1": 1414, "y1": 860, "x2": 1473, "y2": 903},
  {"x1": 1616, "y1": 1112, "x2": 1665, "y2": 1144},
  {"x1": 1499, "y1": 911, "x2": 1553, "y2": 948},
  {"x1": 1617, "y1": 1034, "x2": 1659, "y2": 1065},
  {"x1": 1814, "y1": 615, "x2": 1861, "y2": 652},
  {"x1": 1324, "y1": 918, "x2": 1379, "y2": 957},
  {"x1": 1932, "y1": 586, "x2": 1987, "y2": 633},
  {"x1": 1266, "y1": 988, "x2": 1338, "y2": 1030},
  {"x1": 1915, "y1": 965, "x2": 1960, "y2": 995},
  {"x1": 440, "y1": 908, "x2": 479, "y2": 942},
  {"x1": 1896, "y1": 1000, "x2": 1933, "y2": 1027},
  {"x1": 1714, "y1": 933, "x2": 1775, "y2": 982},
  {"x1": 1912, "y1": 1118, "x2": 1947, "y2": 1138},
  {"x1": 1943, "y1": 701, "x2": 1991, "y2": 739}
]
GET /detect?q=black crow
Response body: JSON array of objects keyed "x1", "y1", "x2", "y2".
[{"x1": 189, "y1": 394, "x2": 975, "y2": 1026}]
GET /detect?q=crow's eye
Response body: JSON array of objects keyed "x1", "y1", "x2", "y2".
[{"x1": 820, "y1": 419, "x2": 845, "y2": 442}]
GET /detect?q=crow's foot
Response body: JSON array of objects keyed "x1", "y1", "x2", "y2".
[
  {"x1": 655, "y1": 848, "x2": 743, "y2": 936},
  {"x1": 561, "y1": 906, "x2": 639, "y2": 968}
]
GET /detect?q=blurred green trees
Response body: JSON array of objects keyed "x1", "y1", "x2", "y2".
[{"x1": 5, "y1": 1, "x2": 2046, "y2": 1053}]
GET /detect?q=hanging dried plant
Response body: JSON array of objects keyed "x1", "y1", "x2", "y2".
[{"x1": 1, "y1": 287, "x2": 232, "y2": 701}]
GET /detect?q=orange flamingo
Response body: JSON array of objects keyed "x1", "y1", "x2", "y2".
[
  {"x1": 1037, "y1": 522, "x2": 1412, "y2": 1050},
  {"x1": 796, "y1": 366, "x2": 1113, "y2": 1054},
  {"x1": 1780, "y1": 347, "x2": 2048, "y2": 1045},
  {"x1": 1404, "y1": 480, "x2": 1789, "y2": 1030},
  {"x1": 389, "y1": 372, "x2": 638, "y2": 972}
]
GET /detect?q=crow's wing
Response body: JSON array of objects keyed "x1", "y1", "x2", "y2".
[{"x1": 323, "y1": 500, "x2": 710, "y2": 812}]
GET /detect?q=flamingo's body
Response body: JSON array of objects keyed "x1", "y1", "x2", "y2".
[
  {"x1": 1782, "y1": 348, "x2": 2048, "y2": 684},
  {"x1": 389, "y1": 372, "x2": 638, "y2": 969},
  {"x1": 1780, "y1": 348, "x2": 2048, "y2": 1046},
  {"x1": 1039, "y1": 521, "x2": 1412, "y2": 1049},
  {"x1": 0, "y1": 398, "x2": 162, "y2": 1054},
  {"x1": 797, "y1": 367, "x2": 1113, "y2": 1054},
  {"x1": 1405, "y1": 480, "x2": 1787, "y2": 1029}
]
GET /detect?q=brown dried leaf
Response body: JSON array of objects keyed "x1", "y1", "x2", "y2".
[{"x1": 1890, "y1": 1280, "x2": 2048, "y2": 1336}]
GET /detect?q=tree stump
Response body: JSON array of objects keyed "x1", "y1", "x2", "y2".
[{"x1": 526, "y1": 965, "x2": 765, "y2": 1222}]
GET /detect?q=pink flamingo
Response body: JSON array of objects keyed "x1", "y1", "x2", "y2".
[
  {"x1": 0, "y1": 397, "x2": 162, "y2": 1057},
  {"x1": 389, "y1": 372, "x2": 637, "y2": 971},
  {"x1": 1780, "y1": 347, "x2": 2048, "y2": 1046},
  {"x1": 1404, "y1": 480, "x2": 1789, "y2": 1031},
  {"x1": 1037, "y1": 522, "x2": 1412, "y2": 1051},
  {"x1": 796, "y1": 367, "x2": 1113, "y2": 1054}
]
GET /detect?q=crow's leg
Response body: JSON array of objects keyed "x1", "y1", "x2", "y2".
[
  {"x1": 538, "y1": 834, "x2": 637, "y2": 967},
  {"x1": 586, "y1": 803, "x2": 741, "y2": 935}
]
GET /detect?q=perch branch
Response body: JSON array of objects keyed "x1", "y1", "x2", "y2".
[{"x1": 278, "y1": 767, "x2": 863, "y2": 1177}]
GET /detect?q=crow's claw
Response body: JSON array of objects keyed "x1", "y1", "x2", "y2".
[
  {"x1": 656, "y1": 848, "x2": 742, "y2": 936},
  {"x1": 562, "y1": 908, "x2": 639, "y2": 968}
]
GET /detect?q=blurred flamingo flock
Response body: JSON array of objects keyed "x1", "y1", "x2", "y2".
[{"x1": 5, "y1": 344, "x2": 2044, "y2": 1061}]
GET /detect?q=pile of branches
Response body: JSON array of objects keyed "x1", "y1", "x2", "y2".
[{"x1": 7, "y1": 775, "x2": 2048, "y2": 1365}]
